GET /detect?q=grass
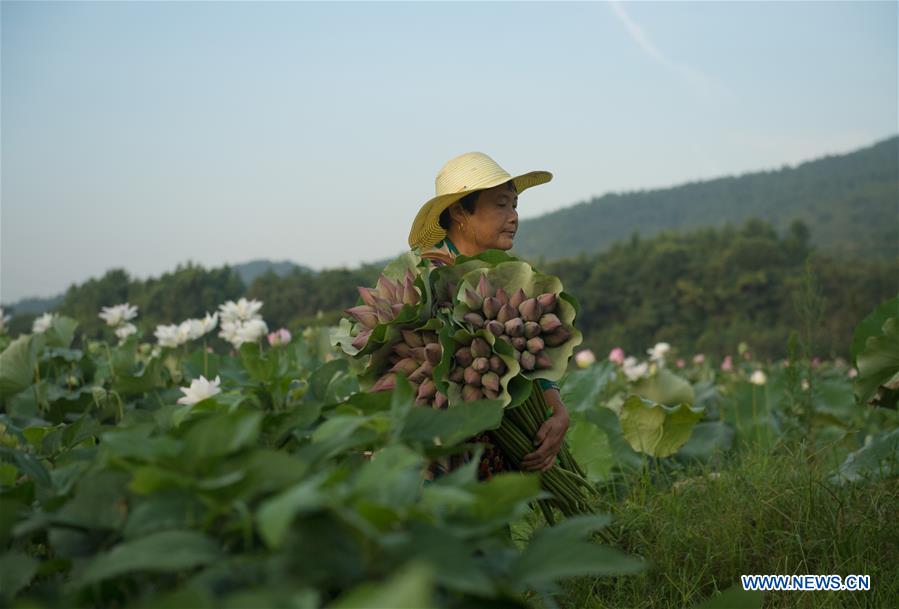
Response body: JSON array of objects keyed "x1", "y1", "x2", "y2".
[{"x1": 525, "y1": 440, "x2": 899, "y2": 609}]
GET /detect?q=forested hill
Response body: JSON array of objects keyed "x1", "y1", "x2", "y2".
[{"x1": 512, "y1": 135, "x2": 898, "y2": 262}]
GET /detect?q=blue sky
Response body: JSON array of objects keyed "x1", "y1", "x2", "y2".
[{"x1": 2, "y1": 1, "x2": 896, "y2": 303}]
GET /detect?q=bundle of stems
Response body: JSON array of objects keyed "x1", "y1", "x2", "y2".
[{"x1": 490, "y1": 385, "x2": 597, "y2": 522}]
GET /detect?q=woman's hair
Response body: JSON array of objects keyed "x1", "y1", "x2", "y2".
[{"x1": 438, "y1": 190, "x2": 479, "y2": 230}]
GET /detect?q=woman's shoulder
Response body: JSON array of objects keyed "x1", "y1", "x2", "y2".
[{"x1": 417, "y1": 239, "x2": 456, "y2": 268}]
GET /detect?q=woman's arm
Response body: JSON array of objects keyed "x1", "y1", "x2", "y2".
[{"x1": 520, "y1": 387, "x2": 570, "y2": 472}]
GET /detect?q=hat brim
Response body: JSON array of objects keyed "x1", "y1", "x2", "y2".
[{"x1": 408, "y1": 170, "x2": 552, "y2": 250}]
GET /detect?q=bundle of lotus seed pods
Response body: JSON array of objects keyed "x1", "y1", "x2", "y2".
[{"x1": 335, "y1": 250, "x2": 595, "y2": 518}]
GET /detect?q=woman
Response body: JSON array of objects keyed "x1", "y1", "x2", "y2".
[{"x1": 408, "y1": 151, "x2": 571, "y2": 479}]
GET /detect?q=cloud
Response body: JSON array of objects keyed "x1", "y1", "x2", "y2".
[{"x1": 608, "y1": 1, "x2": 731, "y2": 101}]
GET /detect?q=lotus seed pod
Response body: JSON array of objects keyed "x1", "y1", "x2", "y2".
[
  {"x1": 449, "y1": 366, "x2": 465, "y2": 383},
  {"x1": 544, "y1": 327, "x2": 572, "y2": 347},
  {"x1": 520, "y1": 351, "x2": 536, "y2": 371},
  {"x1": 489, "y1": 355, "x2": 507, "y2": 375},
  {"x1": 464, "y1": 312, "x2": 486, "y2": 328},
  {"x1": 483, "y1": 388, "x2": 500, "y2": 400},
  {"x1": 537, "y1": 293, "x2": 558, "y2": 312},
  {"x1": 434, "y1": 391, "x2": 448, "y2": 409},
  {"x1": 425, "y1": 343, "x2": 442, "y2": 365},
  {"x1": 463, "y1": 366, "x2": 482, "y2": 386},
  {"x1": 417, "y1": 378, "x2": 437, "y2": 400},
  {"x1": 486, "y1": 320, "x2": 504, "y2": 337},
  {"x1": 410, "y1": 347, "x2": 427, "y2": 363},
  {"x1": 539, "y1": 313, "x2": 562, "y2": 334},
  {"x1": 477, "y1": 274, "x2": 494, "y2": 299},
  {"x1": 495, "y1": 287, "x2": 509, "y2": 305},
  {"x1": 463, "y1": 288, "x2": 483, "y2": 311},
  {"x1": 526, "y1": 337, "x2": 545, "y2": 354},
  {"x1": 509, "y1": 288, "x2": 527, "y2": 310},
  {"x1": 402, "y1": 329, "x2": 424, "y2": 348},
  {"x1": 391, "y1": 357, "x2": 420, "y2": 376},
  {"x1": 481, "y1": 371, "x2": 500, "y2": 392},
  {"x1": 518, "y1": 298, "x2": 543, "y2": 323},
  {"x1": 524, "y1": 321, "x2": 541, "y2": 339},
  {"x1": 472, "y1": 357, "x2": 490, "y2": 373},
  {"x1": 496, "y1": 304, "x2": 517, "y2": 324},
  {"x1": 504, "y1": 318, "x2": 524, "y2": 338},
  {"x1": 371, "y1": 372, "x2": 397, "y2": 392},
  {"x1": 422, "y1": 331, "x2": 439, "y2": 345},
  {"x1": 409, "y1": 361, "x2": 432, "y2": 384},
  {"x1": 393, "y1": 342, "x2": 415, "y2": 359},
  {"x1": 462, "y1": 385, "x2": 484, "y2": 401},
  {"x1": 470, "y1": 337, "x2": 491, "y2": 358},
  {"x1": 454, "y1": 347, "x2": 474, "y2": 367},
  {"x1": 535, "y1": 351, "x2": 553, "y2": 369},
  {"x1": 482, "y1": 297, "x2": 501, "y2": 320},
  {"x1": 511, "y1": 336, "x2": 527, "y2": 351}
]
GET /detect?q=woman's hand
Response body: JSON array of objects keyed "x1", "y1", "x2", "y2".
[{"x1": 520, "y1": 389, "x2": 570, "y2": 472}]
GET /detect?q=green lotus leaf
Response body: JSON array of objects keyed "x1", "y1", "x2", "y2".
[
  {"x1": 443, "y1": 328, "x2": 520, "y2": 408},
  {"x1": 850, "y1": 295, "x2": 898, "y2": 366},
  {"x1": 619, "y1": 394, "x2": 705, "y2": 457},
  {"x1": 631, "y1": 368, "x2": 696, "y2": 406},
  {"x1": 854, "y1": 316, "x2": 899, "y2": 408}
]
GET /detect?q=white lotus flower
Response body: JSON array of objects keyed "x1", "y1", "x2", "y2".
[
  {"x1": 219, "y1": 317, "x2": 268, "y2": 348},
  {"x1": 647, "y1": 342, "x2": 671, "y2": 362},
  {"x1": 0, "y1": 308, "x2": 10, "y2": 335},
  {"x1": 575, "y1": 349, "x2": 596, "y2": 368},
  {"x1": 99, "y1": 303, "x2": 138, "y2": 327},
  {"x1": 179, "y1": 319, "x2": 205, "y2": 341},
  {"x1": 176, "y1": 375, "x2": 222, "y2": 405},
  {"x1": 32, "y1": 313, "x2": 56, "y2": 334},
  {"x1": 622, "y1": 356, "x2": 649, "y2": 381},
  {"x1": 198, "y1": 312, "x2": 218, "y2": 335},
  {"x1": 115, "y1": 322, "x2": 137, "y2": 342},
  {"x1": 749, "y1": 370, "x2": 767, "y2": 385},
  {"x1": 154, "y1": 323, "x2": 186, "y2": 348},
  {"x1": 218, "y1": 298, "x2": 263, "y2": 324}
]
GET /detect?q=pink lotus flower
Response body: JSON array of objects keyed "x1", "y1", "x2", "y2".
[
  {"x1": 720, "y1": 355, "x2": 733, "y2": 371},
  {"x1": 676, "y1": 358, "x2": 686, "y2": 369},
  {"x1": 267, "y1": 328, "x2": 292, "y2": 347},
  {"x1": 608, "y1": 347, "x2": 625, "y2": 365},
  {"x1": 693, "y1": 353, "x2": 705, "y2": 364}
]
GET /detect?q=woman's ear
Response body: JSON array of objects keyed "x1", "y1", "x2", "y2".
[{"x1": 447, "y1": 202, "x2": 467, "y2": 225}]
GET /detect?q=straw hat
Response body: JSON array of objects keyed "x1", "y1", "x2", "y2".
[{"x1": 408, "y1": 152, "x2": 552, "y2": 250}]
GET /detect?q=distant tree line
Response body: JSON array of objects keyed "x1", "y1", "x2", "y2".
[{"x1": 5, "y1": 219, "x2": 895, "y2": 361}]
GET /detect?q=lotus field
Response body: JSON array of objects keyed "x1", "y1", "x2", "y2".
[{"x1": 0, "y1": 250, "x2": 896, "y2": 608}]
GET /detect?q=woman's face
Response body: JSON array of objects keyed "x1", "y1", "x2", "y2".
[{"x1": 455, "y1": 181, "x2": 519, "y2": 251}]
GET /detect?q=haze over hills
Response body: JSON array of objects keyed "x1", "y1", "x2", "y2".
[{"x1": 512, "y1": 135, "x2": 898, "y2": 263}]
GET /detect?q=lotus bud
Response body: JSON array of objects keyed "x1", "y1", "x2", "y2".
[
  {"x1": 526, "y1": 337, "x2": 545, "y2": 354},
  {"x1": 449, "y1": 366, "x2": 465, "y2": 383},
  {"x1": 477, "y1": 274, "x2": 494, "y2": 299},
  {"x1": 463, "y1": 288, "x2": 483, "y2": 311},
  {"x1": 498, "y1": 334, "x2": 512, "y2": 345},
  {"x1": 504, "y1": 318, "x2": 524, "y2": 338},
  {"x1": 495, "y1": 287, "x2": 508, "y2": 305},
  {"x1": 470, "y1": 337, "x2": 491, "y2": 358},
  {"x1": 454, "y1": 347, "x2": 474, "y2": 367},
  {"x1": 422, "y1": 331, "x2": 439, "y2": 345},
  {"x1": 393, "y1": 342, "x2": 414, "y2": 359},
  {"x1": 387, "y1": 354, "x2": 401, "y2": 365},
  {"x1": 346, "y1": 305, "x2": 379, "y2": 329},
  {"x1": 539, "y1": 313, "x2": 562, "y2": 334},
  {"x1": 481, "y1": 371, "x2": 500, "y2": 392},
  {"x1": 402, "y1": 280, "x2": 420, "y2": 306},
  {"x1": 518, "y1": 298, "x2": 543, "y2": 323},
  {"x1": 434, "y1": 391, "x2": 448, "y2": 409},
  {"x1": 376, "y1": 274, "x2": 399, "y2": 302},
  {"x1": 371, "y1": 372, "x2": 397, "y2": 392},
  {"x1": 512, "y1": 336, "x2": 526, "y2": 351},
  {"x1": 511, "y1": 349, "x2": 521, "y2": 362},
  {"x1": 544, "y1": 327, "x2": 572, "y2": 347},
  {"x1": 486, "y1": 320, "x2": 505, "y2": 337},
  {"x1": 496, "y1": 304, "x2": 517, "y2": 324},
  {"x1": 414, "y1": 396, "x2": 429, "y2": 407},
  {"x1": 489, "y1": 355, "x2": 507, "y2": 375},
  {"x1": 425, "y1": 343, "x2": 442, "y2": 365},
  {"x1": 482, "y1": 297, "x2": 501, "y2": 320},
  {"x1": 417, "y1": 378, "x2": 437, "y2": 400},
  {"x1": 351, "y1": 329, "x2": 372, "y2": 350},
  {"x1": 472, "y1": 357, "x2": 490, "y2": 373},
  {"x1": 391, "y1": 357, "x2": 419, "y2": 376},
  {"x1": 520, "y1": 351, "x2": 536, "y2": 371},
  {"x1": 410, "y1": 347, "x2": 427, "y2": 363},
  {"x1": 446, "y1": 282, "x2": 458, "y2": 301},
  {"x1": 464, "y1": 312, "x2": 485, "y2": 328},
  {"x1": 409, "y1": 361, "x2": 433, "y2": 384},
  {"x1": 402, "y1": 329, "x2": 424, "y2": 348},
  {"x1": 536, "y1": 292, "x2": 557, "y2": 312},
  {"x1": 483, "y1": 388, "x2": 500, "y2": 400},
  {"x1": 509, "y1": 288, "x2": 527, "y2": 310},
  {"x1": 390, "y1": 303, "x2": 406, "y2": 318},
  {"x1": 358, "y1": 286, "x2": 378, "y2": 307},
  {"x1": 374, "y1": 298, "x2": 394, "y2": 323},
  {"x1": 463, "y1": 367, "x2": 482, "y2": 386},
  {"x1": 535, "y1": 351, "x2": 553, "y2": 369},
  {"x1": 524, "y1": 321, "x2": 541, "y2": 339},
  {"x1": 462, "y1": 385, "x2": 483, "y2": 401}
]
